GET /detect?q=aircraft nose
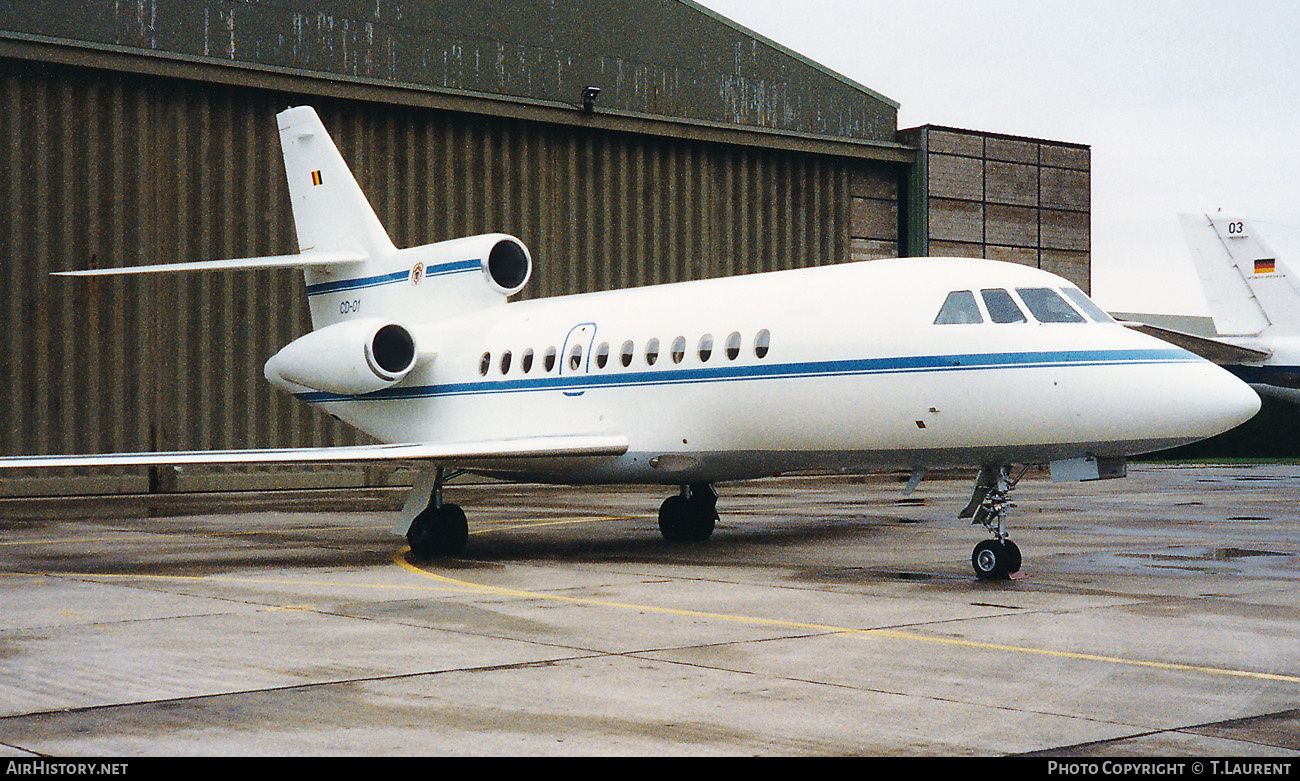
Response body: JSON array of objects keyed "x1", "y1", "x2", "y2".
[{"x1": 1191, "y1": 364, "x2": 1261, "y2": 438}]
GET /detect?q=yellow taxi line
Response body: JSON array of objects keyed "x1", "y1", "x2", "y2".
[{"x1": 393, "y1": 549, "x2": 1300, "y2": 686}]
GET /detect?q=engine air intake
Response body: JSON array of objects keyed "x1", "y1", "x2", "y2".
[
  {"x1": 486, "y1": 239, "x2": 531, "y2": 294},
  {"x1": 369, "y1": 324, "x2": 417, "y2": 379}
]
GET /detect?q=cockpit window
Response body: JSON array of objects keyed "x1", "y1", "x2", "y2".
[
  {"x1": 934, "y1": 290, "x2": 984, "y2": 324},
  {"x1": 1016, "y1": 287, "x2": 1086, "y2": 323},
  {"x1": 981, "y1": 289, "x2": 1027, "y2": 323},
  {"x1": 1060, "y1": 287, "x2": 1116, "y2": 323}
]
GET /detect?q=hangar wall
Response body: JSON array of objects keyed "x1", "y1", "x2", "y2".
[
  {"x1": 0, "y1": 1, "x2": 1087, "y2": 496},
  {"x1": 0, "y1": 56, "x2": 902, "y2": 494},
  {"x1": 900, "y1": 125, "x2": 1091, "y2": 292}
]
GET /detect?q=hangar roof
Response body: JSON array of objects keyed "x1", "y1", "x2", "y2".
[{"x1": 0, "y1": 0, "x2": 910, "y2": 161}]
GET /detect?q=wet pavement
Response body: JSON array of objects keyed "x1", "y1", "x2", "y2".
[{"x1": 0, "y1": 464, "x2": 1298, "y2": 756}]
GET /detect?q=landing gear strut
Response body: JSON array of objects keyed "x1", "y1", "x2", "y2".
[
  {"x1": 658, "y1": 483, "x2": 718, "y2": 543},
  {"x1": 406, "y1": 467, "x2": 469, "y2": 559},
  {"x1": 960, "y1": 465, "x2": 1026, "y2": 580}
]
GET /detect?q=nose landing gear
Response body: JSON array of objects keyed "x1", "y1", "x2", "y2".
[{"x1": 960, "y1": 465, "x2": 1027, "y2": 580}]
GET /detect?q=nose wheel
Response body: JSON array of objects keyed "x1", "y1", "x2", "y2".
[
  {"x1": 972, "y1": 538, "x2": 1022, "y2": 580},
  {"x1": 960, "y1": 465, "x2": 1028, "y2": 580}
]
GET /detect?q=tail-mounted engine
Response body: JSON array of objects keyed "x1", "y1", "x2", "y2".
[
  {"x1": 481, "y1": 235, "x2": 531, "y2": 296},
  {"x1": 399, "y1": 233, "x2": 532, "y2": 315},
  {"x1": 265, "y1": 319, "x2": 418, "y2": 395}
]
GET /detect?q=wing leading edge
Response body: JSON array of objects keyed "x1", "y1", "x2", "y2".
[
  {"x1": 0, "y1": 435, "x2": 629, "y2": 469},
  {"x1": 52, "y1": 249, "x2": 367, "y2": 277},
  {"x1": 1119, "y1": 321, "x2": 1272, "y2": 365}
]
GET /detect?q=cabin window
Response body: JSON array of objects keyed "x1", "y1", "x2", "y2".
[
  {"x1": 754, "y1": 329, "x2": 771, "y2": 359},
  {"x1": 980, "y1": 289, "x2": 1027, "y2": 323},
  {"x1": 671, "y1": 336, "x2": 686, "y2": 364},
  {"x1": 620, "y1": 340, "x2": 634, "y2": 367},
  {"x1": 568, "y1": 343, "x2": 584, "y2": 371},
  {"x1": 1061, "y1": 287, "x2": 1116, "y2": 323},
  {"x1": 1017, "y1": 287, "x2": 1086, "y2": 323},
  {"x1": 500, "y1": 350, "x2": 512, "y2": 374},
  {"x1": 595, "y1": 342, "x2": 610, "y2": 369},
  {"x1": 725, "y1": 331, "x2": 741, "y2": 360},
  {"x1": 522, "y1": 348, "x2": 535, "y2": 373},
  {"x1": 544, "y1": 346, "x2": 557, "y2": 372},
  {"x1": 479, "y1": 352, "x2": 491, "y2": 376},
  {"x1": 646, "y1": 338, "x2": 660, "y2": 366},
  {"x1": 934, "y1": 290, "x2": 984, "y2": 324},
  {"x1": 698, "y1": 334, "x2": 714, "y2": 362}
]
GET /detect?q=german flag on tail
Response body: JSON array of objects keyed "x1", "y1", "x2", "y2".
[{"x1": 1255, "y1": 258, "x2": 1276, "y2": 274}]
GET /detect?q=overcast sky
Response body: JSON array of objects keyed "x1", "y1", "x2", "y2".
[{"x1": 695, "y1": 0, "x2": 1300, "y2": 315}]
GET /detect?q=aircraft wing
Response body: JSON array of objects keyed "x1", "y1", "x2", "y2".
[
  {"x1": 1119, "y1": 321, "x2": 1271, "y2": 365},
  {"x1": 53, "y1": 249, "x2": 366, "y2": 277},
  {"x1": 0, "y1": 435, "x2": 629, "y2": 469}
]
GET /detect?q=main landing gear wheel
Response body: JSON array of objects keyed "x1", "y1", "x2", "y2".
[
  {"x1": 405, "y1": 467, "x2": 469, "y2": 559},
  {"x1": 658, "y1": 483, "x2": 718, "y2": 543},
  {"x1": 407, "y1": 502, "x2": 468, "y2": 558}
]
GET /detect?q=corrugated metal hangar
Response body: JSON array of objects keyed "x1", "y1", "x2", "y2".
[{"x1": 0, "y1": 0, "x2": 1091, "y2": 495}]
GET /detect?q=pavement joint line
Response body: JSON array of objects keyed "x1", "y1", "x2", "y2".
[
  {"x1": 0, "y1": 514, "x2": 635, "y2": 549},
  {"x1": 393, "y1": 549, "x2": 1300, "y2": 687},
  {"x1": 9, "y1": 513, "x2": 1299, "y2": 689}
]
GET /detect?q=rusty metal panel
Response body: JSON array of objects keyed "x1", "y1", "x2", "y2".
[
  {"x1": 0, "y1": 60, "x2": 355, "y2": 494},
  {"x1": 0, "y1": 58, "x2": 879, "y2": 495},
  {"x1": 0, "y1": 0, "x2": 900, "y2": 145}
]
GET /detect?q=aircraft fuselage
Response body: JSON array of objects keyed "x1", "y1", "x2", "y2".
[{"x1": 288, "y1": 256, "x2": 1259, "y2": 484}]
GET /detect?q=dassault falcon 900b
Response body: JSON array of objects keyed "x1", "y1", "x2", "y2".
[{"x1": 0, "y1": 107, "x2": 1260, "y2": 580}]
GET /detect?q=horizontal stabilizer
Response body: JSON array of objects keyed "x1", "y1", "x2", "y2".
[
  {"x1": 0, "y1": 435, "x2": 629, "y2": 469},
  {"x1": 53, "y1": 249, "x2": 366, "y2": 277},
  {"x1": 1120, "y1": 320, "x2": 1271, "y2": 365}
]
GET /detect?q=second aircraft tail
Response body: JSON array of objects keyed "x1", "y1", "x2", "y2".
[{"x1": 1179, "y1": 212, "x2": 1300, "y2": 338}]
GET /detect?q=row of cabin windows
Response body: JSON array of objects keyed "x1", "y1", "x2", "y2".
[
  {"x1": 479, "y1": 329, "x2": 772, "y2": 377},
  {"x1": 934, "y1": 287, "x2": 1115, "y2": 326}
]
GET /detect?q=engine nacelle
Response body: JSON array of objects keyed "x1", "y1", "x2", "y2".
[
  {"x1": 479, "y1": 234, "x2": 532, "y2": 296},
  {"x1": 265, "y1": 319, "x2": 418, "y2": 395}
]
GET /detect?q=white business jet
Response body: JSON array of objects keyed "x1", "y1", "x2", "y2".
[
  {"x1": 0, "y1": 107, "x2": 1261, "y2": 580},
  {"x1": 1123, "y1": 213, "x2": 1300, "y2": 404}
]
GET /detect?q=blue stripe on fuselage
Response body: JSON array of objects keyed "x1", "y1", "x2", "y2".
[
  {"x1": 304, "y1": 259, "x2": 480, "y2": 296},
  {"x1": 293, "y1": 348, "x2": 1197, "y2": 404}
]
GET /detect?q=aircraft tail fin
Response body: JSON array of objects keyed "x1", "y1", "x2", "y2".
[
  {"x1": 1179, "y1": 212, "x2": 1300, "y2": 337},
  {"x1": 277, "y1": 106, "x2": 396, "y2": 260},
  {"x1": 55, "y1": 106, "x2": 532, "y2": 332}
]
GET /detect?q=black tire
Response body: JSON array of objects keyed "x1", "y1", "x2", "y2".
[
  {"x1": 685, "y1": 500, "x2": 717, "y2": 542},
  {"x1": 407, "y1": 503, "x2": 469, "y2": 558},
  {"x1": 972, "y1": 539, "x2": 1017, "y2": 581},
  {"x1": 1003, "y1": 540, "x2": 1022, "y2": 574},
  {"x1": 658, "y1": 495, "x2": 715, "y2": 543},
  {"x1": 658, "y1": 495, "x2": 691, "y2": 542}
]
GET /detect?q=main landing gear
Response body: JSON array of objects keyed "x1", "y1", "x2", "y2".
[
  {"x1": 959, "y1": 465, "x2": 1027, "y2": 581},
  {"x1": 406, "y1": 467, "x2": 469, "y2": 559},
  {"x1": 658, "y1": 483, "x2": 718, "y2": 543}
]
